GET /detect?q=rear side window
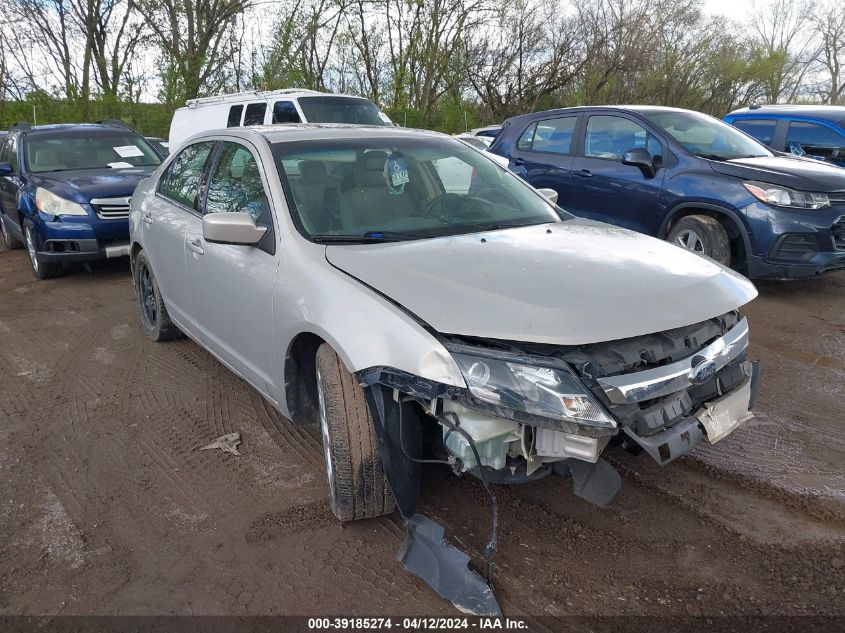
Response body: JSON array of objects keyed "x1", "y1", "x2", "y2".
[
  {"x1": 732, "y1": 119, "x2": 777, "y2": 146},
  {"x1": 585, "y1": 115, "x2": 659, "y2": 161},
  {"x1": 273, "y1": 101, "x2": 301, "y2": 124},
  {"x1": 531, "y1": 117, "x2": 577, "y2": 154},
  {"x1": 517, "y1": 124, "x2": 537, "y2": 151},
  {"x1": 243, "y1": 103, "x2": 267, "y2": 126},
  {"x1": 1, "y1": 134, "x2": 18, "y2": 171},
  {"x1": 158, "y1": 141, "x2": 215, "y2": 210},
  {"x1": 227, "y1": 105, "x2": 243, "y2": 128},
  {"x1": 786, "y1": 121, "x2": 845, "y2": 160}
]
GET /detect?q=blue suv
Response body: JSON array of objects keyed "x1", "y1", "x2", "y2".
[
  {"x1": 489, "y1": 106, "x2": 845, "y2": 279},
  {"x1": 725, "y1": 105, "x2": 845, "y2": 168},
  {"x1": 0, "y1": 122, "x2": 161, "y2": 279}
]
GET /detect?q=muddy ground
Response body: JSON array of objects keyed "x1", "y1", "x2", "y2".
[{"x1": 0, "y1": 240, "x2": 843, "y2": 626}]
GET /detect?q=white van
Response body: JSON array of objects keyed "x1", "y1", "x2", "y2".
[{"x1": 168, "y1": 89, "x2": 393, "y2": 149}]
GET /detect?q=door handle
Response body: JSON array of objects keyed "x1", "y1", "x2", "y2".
[
  {"x1": 578, "y1": 169, "x2": 593, "y2": 178},
  {"x1": 512, "y1": 157, "x2": 525, "y2": 166},
  {"x1": 142, "y1": 211, "x2": 153, "y2": 224},
  {"x1": 187, "y1": 238, "x2": 204, "y2": 255}
]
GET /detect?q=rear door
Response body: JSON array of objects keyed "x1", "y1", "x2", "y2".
[
  {"x1": 144, "y1": 140, "x2": 215, "y2": 326},
  {"x1": 567, "y1": 114, "x2": 666, "y2": 234},
  {"x1": 507, "y1": 115, "x2": 578, "y2": 209},
  {"x1": 184, "y1": 139, "x2": 279, "y2": 394}
]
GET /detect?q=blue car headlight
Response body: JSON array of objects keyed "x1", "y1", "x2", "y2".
[{"x1": 452, "y1": 353, "x2": 616, "y2": 429}]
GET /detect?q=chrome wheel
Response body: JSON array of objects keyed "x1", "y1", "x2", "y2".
[
  {"x1": 316, "y1": 366, "x2": 337, "y2": 506},
  {"x1": 674, "y1": 228, "x2": 705, "y2": 253},
  {"x1": 25, "y1": 225, "x2": 39, "y2": 273}
]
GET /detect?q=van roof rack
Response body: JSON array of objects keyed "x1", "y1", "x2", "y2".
[{"x1": 184, "y1": 88, "x2": 327, "y2": 107}]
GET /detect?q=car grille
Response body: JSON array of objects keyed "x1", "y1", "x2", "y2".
[
  {"x1": 833, "y1": 217, "x2": 845, "y2": 251},
  {"x1": 829, "y1": 192, "x2": 845, "y2": 206},
  {"x1": 90, "y1": 197, "x2": 131, "y2": 220}
]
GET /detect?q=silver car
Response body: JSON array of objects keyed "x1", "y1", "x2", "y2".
[{"x1": 129, "y1": 125, "x2": 759, "y2": 615}]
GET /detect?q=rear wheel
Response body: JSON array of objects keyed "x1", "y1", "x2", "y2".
[
  {"x1": 24, "y1": 220, "x2": 62, "y2": 279},
  {"x1": 315, "y1": 343, "x2": 395, "y2": 521},
  {"x1": 133, "y1": 250, "x2": 182, "y2": 342},
  {"x1": 1, "y1": 216, "x2": 23, "y2": 250},
  {"x1": 667, "y1": 214, "x2": 731, "y2": 266}
]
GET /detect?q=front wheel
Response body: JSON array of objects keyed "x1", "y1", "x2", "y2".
[
  {"x1": 667, "y1": 214, "x2": 731, "y2": 266},
  {"x1": 24, "y1": 220, "x2": 62, "y2": 279},
  {"x1": 315, "y1": 343, "x2": 395, "y2": 521},
  {"x1": 133, "y1": 250, "x2": 182, "y2": 342}
]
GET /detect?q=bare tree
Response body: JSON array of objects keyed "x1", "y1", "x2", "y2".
[{"x1": 811, "y1": 0, "x2": 845, "y2": 104}]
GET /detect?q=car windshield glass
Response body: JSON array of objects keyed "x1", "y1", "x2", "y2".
[
  {"x1": 296, "y1": 97, "x2": 389, "y2": 126},
  {"x1": 272, "y1": 136, "x2": 564, "y2": 241},
  {"x1": 25, "y1": 131, "x2": 161, "y2": 173},
  {"x1": 641, "y1": 110, "x2": 772, "y2": 160}
]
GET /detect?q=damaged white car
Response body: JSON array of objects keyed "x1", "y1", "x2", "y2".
[{"x1": 129, "y1": 125, "x2": 760, "y2": 615}]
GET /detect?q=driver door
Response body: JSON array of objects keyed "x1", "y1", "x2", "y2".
[
  {"x1": 185, "y1": 140, "x2": 280, "y2": 395},
  {"x1": 568, "y1": 114, "x2": 666, "y2": 235}
]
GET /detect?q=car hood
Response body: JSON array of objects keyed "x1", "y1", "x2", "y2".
[
  {"x1": 708, "y1": 155, "x2": 845, "y2": 192},
  {"x1": 325, "y1": 220, "x2": 758, "y2": 346},
  {"x1": 29, "y1": 167, "x2": 155, "y2": 204}
]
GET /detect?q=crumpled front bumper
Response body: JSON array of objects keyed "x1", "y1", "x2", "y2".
[{"x1": 621, "y1": 360, "x2": 761, "y2": 465}]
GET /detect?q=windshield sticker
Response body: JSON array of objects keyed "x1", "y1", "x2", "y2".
[
  {"x1": 113, "y1": 145, "x2": 144, "y2": 158},
  {"x1": 385, "y1": 154, "x2": 409, "y2": 194},
  {"x1": 108, "y1": 161, "x2": 134, "y2": 169}
]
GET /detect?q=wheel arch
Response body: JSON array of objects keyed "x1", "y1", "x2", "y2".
[
  {"x1": 284, "y1": 331, "x2": 327, "y2": 426},
  {"x1": 660, "y1": 203, "x2": 752, "y2": 271}
]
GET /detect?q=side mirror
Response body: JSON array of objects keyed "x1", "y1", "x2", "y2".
[
  {"x1": 622, "y1": 147, "x2": 656, "y2": 178},
  {"x1": 537, "y1": 188, "x2": 558, "y2": 205},
  {"x1": 0, "y1": 162, "x2": 12, "y2": 176},
  {"x1": 202, "y1": 212, "x2": 267, "y2": 246}
]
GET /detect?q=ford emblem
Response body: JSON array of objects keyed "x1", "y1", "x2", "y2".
[{"x1": 689, "y1": 356, "x2": 718, "y2": 385}]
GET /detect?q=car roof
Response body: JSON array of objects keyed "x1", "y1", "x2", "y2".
[
  {"x1": 728, "y1": 105, "x2": 845, "y2": 121},
  {"x1": 19, "y1": 123, "x2": 140, "y2": 137},
  {"x1": 504, "y1": 104, "x2": 700, "y2": 124},
  {"x1": 188, "y1": 123, "x2": 449, "y2": 145}
]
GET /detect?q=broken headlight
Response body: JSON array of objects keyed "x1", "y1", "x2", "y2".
[{"x1": 452, "y1": 353, "x2": 616, "y2": 429}]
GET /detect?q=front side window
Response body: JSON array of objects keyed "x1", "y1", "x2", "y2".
[
  {"x1": 731, "y1": 118, "x2": 777, "y2": 146},
  {"x1": 786, "y1": 121, "x2": 845, "y2": 161},
  {"x1": 585, "y1": 116, "x2": 659, "y2": 160},
  {"x1": 642, "y1": 109, "x2": 771, "y2": 160},
  {"x1": 205, "y1": 142, "x2": 271, "y2": 224},
  {"x1": 227, "y1": 105, "x2": 243, "y2": 127},
  {"x1": 272, "y1": 137, "x2": 563, "y2": 240},
  {"x1": 273, "y1": 101, "x2": 301, "y2": 124},
  {"x1": 243, "y1": 103, "x2": 267, "y2": 126},
  {"x1": 158, "y1": 141, "x2": 214, "y2": 209},
  {"x1": 296, "y1": 96, "x2": 387, "y2": 126},
  {"x1": 25, "y1": 131, "x2": 161, "y2": 173}
]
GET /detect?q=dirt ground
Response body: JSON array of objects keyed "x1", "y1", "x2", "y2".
[{"x1": 0, "y1": 240, "x2": 843, "y2": 625}]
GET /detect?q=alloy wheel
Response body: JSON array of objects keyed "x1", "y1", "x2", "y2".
[
  {"x1": 138, "y1": 264, "x2": 158, "y2": 328},
  {"x1": 25, "y1": 225, "x2": 39, "y2": 272},
  {"x1": 674, "y1": 228, "x2": 705, "y2": 253},
  {"x1": 316, "y1": 367, "x2": 337, "y2": 506}
]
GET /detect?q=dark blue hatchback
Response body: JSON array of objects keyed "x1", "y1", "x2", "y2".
[
  {"x1": 0, "y1": 122, "x2": 161, "y2": 279},
  {"x1": 490, "y1": 106, "x2": 845, "y2": 279}
]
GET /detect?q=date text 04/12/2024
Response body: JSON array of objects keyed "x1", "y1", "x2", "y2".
[{"x1": 306, "y1": 617, "x2": 529, "y2": 630}]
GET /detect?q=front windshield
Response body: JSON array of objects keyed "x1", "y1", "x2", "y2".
[
  {"x1": 641, "y1": 109, "x2": 772, "y2": 160},
  {"x1": 26, "y1": 131, "x2": 161, "y2": 173},
  {"x1": 297, "y1": 97, "x2": 389, "y2": 126},
  {"x1": 272, "y1": 137, "x2": 562, "y2": 241}
]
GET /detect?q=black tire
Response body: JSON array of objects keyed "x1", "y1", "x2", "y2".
[
  {"x1": 23, "y1": 219, "x2": 62, "y2": 279},
  {"x1": 667, "y1": 214, "x2": 731, "y2": 266},
  {"x1": 315, "y1": 343, "x2": 395, "y2": 521},
  {"x1": 1, "y1": 216, "x2": 23, "y2": 250},
  {"x1": 133, "y1": 250, "x2": 183, "y2": 342}
]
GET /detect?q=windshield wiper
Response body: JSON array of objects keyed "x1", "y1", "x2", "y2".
[
  {"x1": 696, "y1": 153, "x2": 763, "y2": 161},
  {"x1": 310, "y1": 232, "x2": 432, "y2": 244}
]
